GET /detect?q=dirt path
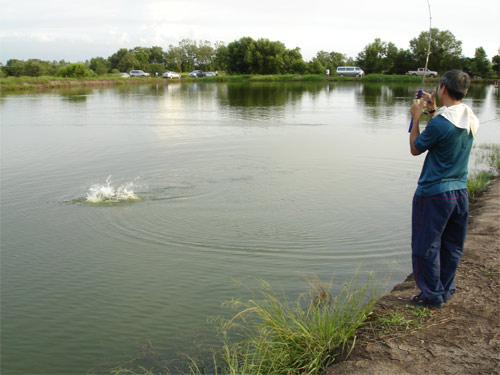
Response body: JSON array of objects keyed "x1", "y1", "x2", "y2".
[{"x1": 327, "y1": 178, "x2": 500, "y2": 375}]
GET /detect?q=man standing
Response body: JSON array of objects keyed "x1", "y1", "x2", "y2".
[{"x1": 409, "y1": 70, "x2": 480, "y2": 308}]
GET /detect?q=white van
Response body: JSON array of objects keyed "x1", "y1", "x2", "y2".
[
  {"x1": 129, "y1": 70, "x2": 150, "y2": 77},
  {"x1": 336, "y1": 66, "x2": 365, "y2": 77}
]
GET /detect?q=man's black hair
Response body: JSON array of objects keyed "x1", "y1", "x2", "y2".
[{"x1": 439, "y1": 70, "x2": 471, "y2": 101}]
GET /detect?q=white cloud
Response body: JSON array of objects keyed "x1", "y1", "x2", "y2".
[
  {"x1": 0, "y1": 0, "x2": 498, "y2": 63},
  {"x1": 29, "y1": 32, "x2": 56, "y2": 43}
]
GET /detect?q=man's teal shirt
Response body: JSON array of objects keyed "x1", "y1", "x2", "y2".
[{"x1": 414, "y1": 115, "x2": 474, "y2": 197}]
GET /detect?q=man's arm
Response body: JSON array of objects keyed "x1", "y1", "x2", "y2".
[{"x1": 409, "y1": 98, "x2": 424, "y2": 155}]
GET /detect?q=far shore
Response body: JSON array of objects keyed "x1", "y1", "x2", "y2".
[{"x1": 1, "y1": 74, "x2": 495, "y2": 92}]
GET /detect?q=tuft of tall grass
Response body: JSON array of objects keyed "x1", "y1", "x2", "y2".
[
  {"x1": 467, "y1": 170, "x2": 496, "y2": 201},
  {"x1": 212, "y1": 274, "x2": 379, "y2": 375},
  {"x1": 468, "y1": 143, "x2": 500, "y2": 201}
]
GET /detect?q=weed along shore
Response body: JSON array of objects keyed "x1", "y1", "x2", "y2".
[
  {"x1": 2, "y1": 73, "x2": 492, "y2": 92},
  {"x1": 0, "y1": 74, "x2": 445, "y2": 91}
]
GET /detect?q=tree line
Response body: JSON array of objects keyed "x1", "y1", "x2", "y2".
[{"x1": 1, "y1": 29, "x2": 498, "y2": 78}]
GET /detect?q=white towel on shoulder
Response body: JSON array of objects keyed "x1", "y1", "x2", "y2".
[{"x1": 434, "y1": 103, "x2": 480, "y2": 137}]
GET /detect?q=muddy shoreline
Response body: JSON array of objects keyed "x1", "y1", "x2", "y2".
[{"x1": 327, "y1": 178, "x2": 500, "y2": 374}]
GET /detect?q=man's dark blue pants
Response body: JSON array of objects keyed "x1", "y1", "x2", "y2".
[{"x1": 411, "y1": 189, "x2": 469, "y2": 304}]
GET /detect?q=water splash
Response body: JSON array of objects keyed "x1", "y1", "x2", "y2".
[{"x1": 86, "y1": 175, "x2": 140, "y2": 203}]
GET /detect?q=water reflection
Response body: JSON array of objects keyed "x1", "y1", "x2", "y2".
[
  {"x1": 468, "y1": 85, "x2": 488, "y2": 100},
  {"x1": 59, "y1": 89, "x2": 91, "y2": 103},
  {"x1": 214, "y1": 82, "x2": 321, "y2": 121},
  {"x1": 217, "y1": 82, "x2": 323, "y2": 108}
]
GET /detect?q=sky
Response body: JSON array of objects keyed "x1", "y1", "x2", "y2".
[{"x1": 1, "y1": 0, "x2": 498, "y2": 65}]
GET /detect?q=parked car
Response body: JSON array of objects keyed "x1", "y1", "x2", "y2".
[
  {"x1": 406, "y1": 68, "x2": 438, "y2": 77},
  {"x1": 189, "y1": 70, "x2": 205, "y2": 77},
  {"x1": 462, "y1": 67, "x2": 481, "y2": 79},
  {"x1": 129, "y1": 70, "x2": 150, "y2": 77},
  {"x1": 204, "y1": 72, "x2": 217, "y2": 77},
  {"x1": 119, "y1": 72, "x2": 130, "y2": 78},
  {"x1": 162, "y1": 71, "x2": 181, "y2": 79},
  {"x1": 336, "y1": 66, "x2": 365, "y2": 77}
]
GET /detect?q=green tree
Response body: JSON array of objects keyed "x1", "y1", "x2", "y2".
[
  {"x1": 130, "y1": 46, "x2": 150, "y2": 70},
  {"x1": 89, "y1": 57, "x2": 111, "y2": 75},
  {"x1": 471, "y1": 47, "x2": 491, "y2": 77},
  {"x1": 23, "y1": 59, "x2": 48, "y2": 76},
  {"x1": 356, "y1": 38, "x2": 389, "y2": 74},
  {"x1": 117, "y1": 52, "x2": 141, "y2": 72},
  {"x1": 213, "y1": 41, "x2": 228, "y2": 72},
  {"x1": 286, "y1": 47, "x2": 307, "y2": 74},
  {"x1": 108, "y1": 48, "x2": 129, "y2": 71},
  {"x1": 3, "y1": 59, "x2": 26, "y2": 76},
  {"x1": 197, "y1": 40, "x2": 215, "y2": 71},
  {"x1": 178, "y1": 39, "x2": 198, "y2": 72},
  {"x1": 226, "y1": 37, "x2": 257, "y2": 73},
  {"x1": 383, "y1": 42, "x2": 399, "y2": 74},
  {"x1": 148, "y1": 46, "x2": 165, "y2": 64},
  {"x1": 165, "y1": 45, "x2": 182, "y2": 72},
  {"x1": 48, "y1": 60, "x2": 68, "y2": 75},
  {"x1": 225, "y1": 37, "x2": 305, "y2": 74},
  {"x1": 391, "y1": 49, "x2": 416, "y2": 74},
  {"x1": 492, "y1": 49, "x2": 500, "y2": 78},
  {"x1": 307, "y1": 58, "x2": 325, "y2": 74},
  {"x1": 315, "y1": 51, "x2": 332, "y2": 71},
  {"x1": 315, "y1": 50, "x2": 345, "y2": 72},
  {"x1": 409, "y1": 28, "x2": 463, "y2": 73},
  {"x1": 253, "y1": 38, "x2": 287, "y2": 74},
  {"x1": 150, "y1": 63, "x2": 165, "y2": 75}
]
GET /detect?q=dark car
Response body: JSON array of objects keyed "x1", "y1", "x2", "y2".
[
  {"x1": 463, "y1": 67, "x2": 481, "y2": 79},
  {"x1": 189, "y1": 70, "x2": 205, "y2": 77}
]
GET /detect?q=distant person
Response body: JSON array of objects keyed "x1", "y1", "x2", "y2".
[{"x1": 408, "y1": 70, "x2": 480, "y2": 308}]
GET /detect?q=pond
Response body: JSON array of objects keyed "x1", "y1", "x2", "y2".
[{"x1": 1, "y1": 81, "x2": 498, "y2": 374}]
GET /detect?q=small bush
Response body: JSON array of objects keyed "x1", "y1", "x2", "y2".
[{"x1": 58, "y1": 63, "x2": 96, "y2": 78}]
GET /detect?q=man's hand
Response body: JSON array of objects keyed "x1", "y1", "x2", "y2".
[
  {"x1": 410, "y1": 97, "x2": 425, "y2": 122},
  {"x1": 409, "y1": 92, "x2": 425, "y2": 156},
  {"x1": 421, "y1": 91, "x2": 437, "y2": 111}
]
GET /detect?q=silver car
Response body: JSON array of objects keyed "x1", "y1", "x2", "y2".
[
  {"x1": 129, "y1": 70, "x2": 150, "y2": 77},
  {"x1": 162, "y1": 71, "x2": 181, "y2": 79}
]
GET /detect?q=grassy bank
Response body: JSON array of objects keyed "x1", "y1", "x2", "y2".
[
  {"x1": 467, "y1": 143, "x2": 500, "y2": 201},
  {"x1": 0, "y1": 74, "x2": 154, "y2": 90},
  {"x1": 2, "y1": 73, "x2": 493, "y2": 91},
  {"x1": 0, "y1": 73, "x2": 435, "y2": 91}
]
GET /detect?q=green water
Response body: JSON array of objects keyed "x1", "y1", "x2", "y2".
[{"x1": 1, "y1": 82, "x2": 498, "y2": 374}]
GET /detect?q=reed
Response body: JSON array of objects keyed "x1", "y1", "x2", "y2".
[
  {"x1": 467, "y1": 143, "x2": 500, "y2": 201},
  {"x1": 209, "y1": 274, "x2": 379, "y2": 375}
]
